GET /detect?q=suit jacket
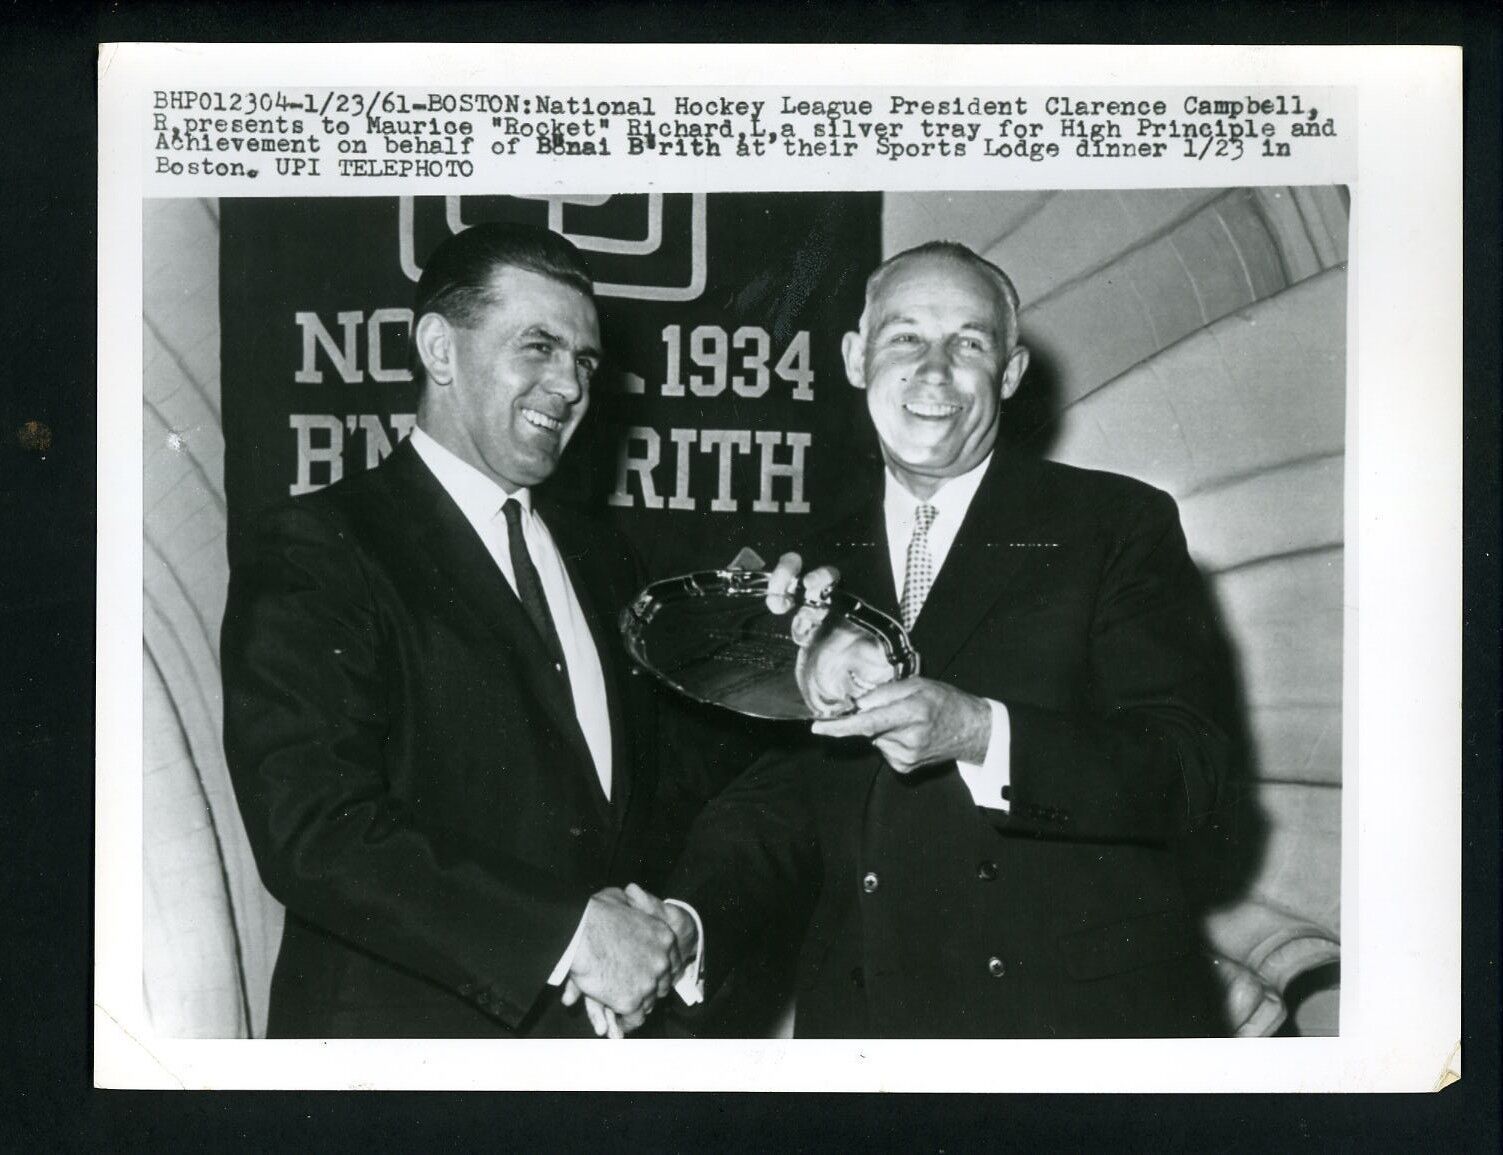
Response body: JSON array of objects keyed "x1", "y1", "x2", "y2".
[
  {"x1": 222, "y1": 440, "x2": 698, "y2": 1038},
  {"x1": 672, "y1": 450, "x2": 1232, "y2": 1038}
]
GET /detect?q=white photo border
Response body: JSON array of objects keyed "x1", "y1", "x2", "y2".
[{"x1": 98, "y1": 42, "x2": 1462, "y2": 1092}]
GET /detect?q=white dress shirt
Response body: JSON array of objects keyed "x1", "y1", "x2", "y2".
[
  {"x1": 409, "y1": 426, "x2": 702, "y2": 1007},
  {"x1": 410, "y1": 426, "x2": 613, "y2": 795},
  {"x1": 883, "y1": 455, "x2": 1013, "y2": 813}
]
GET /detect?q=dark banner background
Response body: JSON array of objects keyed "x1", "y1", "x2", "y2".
[{"x1": 220, "y1": 193, "x2": 882, "y2": 575}]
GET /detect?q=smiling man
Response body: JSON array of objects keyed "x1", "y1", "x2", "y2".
[
  {"x1": 670, "y1": 241, "x2": 1233, "y2": 1038},
  {"x1": 222, "y1": 223, "x2": 702, "y2": 1039}
]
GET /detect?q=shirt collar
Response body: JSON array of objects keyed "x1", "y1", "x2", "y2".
[
  {"x1": 883, "y1": 451, "x2": 993, "y2": 525},
  {"x1": 409, "y1": 425, "x2": 532, "y2": 524}
]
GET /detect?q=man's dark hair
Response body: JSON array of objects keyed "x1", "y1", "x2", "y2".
[{"x1": 413, "y1": 221, "x2": 595, "y2": 329}]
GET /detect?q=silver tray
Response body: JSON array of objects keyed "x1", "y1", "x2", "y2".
[{"x1": 620, "y1": 569, "x2": 919, "y2": 720}]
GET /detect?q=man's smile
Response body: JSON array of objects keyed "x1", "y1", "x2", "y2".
[
  {"x1": 902, "y1": 399, "x2": 963, "y2": 419},
  {"x1": 520, "y1": 406, "x2": 565, "y2": 433}
]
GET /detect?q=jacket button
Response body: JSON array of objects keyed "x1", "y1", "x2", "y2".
[
  {"x1": 458, "y1": 982, "x2": 474, "y2": 996},
  {"x1": 850, "y1": 966, "x2": 865, "y2": 989},
  {"x1": 861, "y1": 871, "x2": 880, "y2": 893},
  {"x1": 987, "y1": 956, "x2": 1007, "y2": 979},
  {"x1": 976, "y1": 860, "x2": 998, "y2": 882},
  {"x1": 569, "y1": 825, "x2": 584, "y2": 837}
]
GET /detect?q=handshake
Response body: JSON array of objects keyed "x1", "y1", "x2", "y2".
[{"x1": 560, "y1": 882, "x2": 699, "y2": 1038}]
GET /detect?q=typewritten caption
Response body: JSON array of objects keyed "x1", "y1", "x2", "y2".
[{"x1": 148, "y1": 88, "x2": 1349, "y2": 184}]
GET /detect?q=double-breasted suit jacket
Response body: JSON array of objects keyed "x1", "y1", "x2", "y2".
[
  {"x1": 222, "y1": 440, "x2": 698, "y2": 1038},
  {"x1": 672, "y1": 449, "x2": 1232, "y2": 1038}
]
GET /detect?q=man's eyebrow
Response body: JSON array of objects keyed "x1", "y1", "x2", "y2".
[
  {"x1": 873, "y1": 314, "x2": 997, "y2": 336},
  {"x1": 519, "y1": 325, "x2": 601, "y2": 359}
]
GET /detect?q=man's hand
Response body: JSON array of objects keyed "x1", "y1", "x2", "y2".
[
  {"x1": 763, "y1": 551, "x2": 840, "y2": 616},
  {"x1": 561, "y1": 886, "x2": 682, "y2": 1036},
  {"x1": 810, "y1": 677, "x2": 992, "y2": 773},
  {"x1": 622, "y1": 882, "x2": 699, "y2": 964},
  {"x1": 561, "y1": 977, "x2": 622, "y2": 1038}
]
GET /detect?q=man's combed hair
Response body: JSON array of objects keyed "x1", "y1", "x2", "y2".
[
  {"x1": 414, "y1": 221, "x2": 595, "y2": 329},
  {"x1": 863, "y1": 239, "x2": 1022, "y2": 349}
]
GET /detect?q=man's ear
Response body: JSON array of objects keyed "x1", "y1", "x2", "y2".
[
  {"x1": 841, "y1": 331, "x2": 866, "y2": 390},
  {"x1": 413, "y1": 312, "x2": 455, "y2": 386},
  {"x1": 999, "y1": 343, "x2": 1030, "y2": 402}
]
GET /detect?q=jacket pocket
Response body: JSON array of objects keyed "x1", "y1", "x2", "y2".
[{"x1": 1056, "y1": 908, "x2": 1197, "y2": 982}]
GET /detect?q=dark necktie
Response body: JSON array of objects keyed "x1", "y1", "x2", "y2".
[{"x1": 501, "y1": 498, "x2": 570, "y2": 683}]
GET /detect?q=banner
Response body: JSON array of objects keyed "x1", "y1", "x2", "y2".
[{"x1": 220, "y1": 193, "x2": 882, "y2": 574}]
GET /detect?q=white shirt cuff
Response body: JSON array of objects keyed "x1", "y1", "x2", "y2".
[
  {"x1": 664, "y1": 898, "x2": 706, "y2": 1006},
  {"x1": 954, "y1": 698, "x2": 1011, "y2": 813},
  {"x1": 547, "y1": 910, "x2": 590, "y2": 987}
]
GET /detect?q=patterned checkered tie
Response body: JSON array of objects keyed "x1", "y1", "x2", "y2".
[{"x1": 900, "y1": 503, "x2": 938, "y2": 631}]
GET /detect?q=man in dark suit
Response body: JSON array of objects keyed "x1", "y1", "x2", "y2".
[
  {"x1": 222, "y1": 223, "x2": 701, "y2": 1039},
  {"x1": 670, "y1": 241, "x2": 1231, "y2": 1037}
]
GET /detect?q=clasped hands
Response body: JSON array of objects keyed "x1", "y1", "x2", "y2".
[
  {"x1": 766, "y1": 552, "x2": 992, "y2": 772},
  {"x1": 561, "y1": 883, "x2": 697, "y2": 1038}
]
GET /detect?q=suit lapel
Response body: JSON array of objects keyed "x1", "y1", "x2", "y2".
[
  {"x1": 386, "y1": 444, "x2": 608, "y2": 818},
  {"x1": 907, "y1": 451, "x2": 1054, "y2": 680},
  {"x1": 829, "y1": 500, "x2": 899, "y2": 620}
]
